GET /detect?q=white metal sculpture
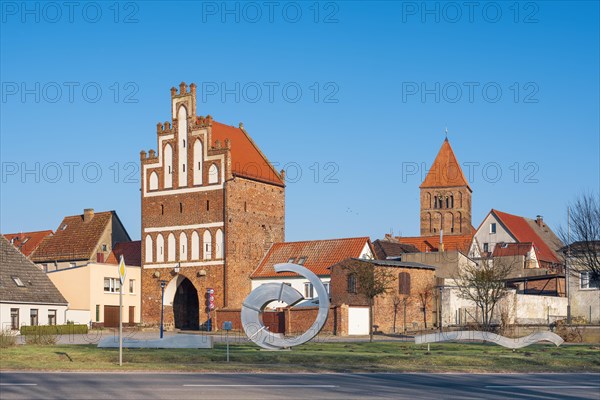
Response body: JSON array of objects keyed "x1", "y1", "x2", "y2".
[
  {"x1": 415, "y1": 330, "x2": 564, "y2": 349},
  {"x1": 241, "y1": 263, "x2": 330, "y2": 350}
]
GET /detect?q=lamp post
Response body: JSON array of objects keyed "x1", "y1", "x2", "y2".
[{"x1": 160, "y1": 280, "x2": 166, "y2": 339}]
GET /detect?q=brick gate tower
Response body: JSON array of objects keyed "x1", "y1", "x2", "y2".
[{"x1": 139, "y1": 82, "x2": 285, "y2": 329}]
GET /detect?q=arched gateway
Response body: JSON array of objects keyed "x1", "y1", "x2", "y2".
[{"x1": 164, "y1": 275, "x2": 199, "y2": 330}]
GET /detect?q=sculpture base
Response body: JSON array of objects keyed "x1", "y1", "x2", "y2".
[{"x1": 97, "y1": 334, "x2": 213, "y2": 349}]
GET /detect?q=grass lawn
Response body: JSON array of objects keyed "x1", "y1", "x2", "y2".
[{"x1": 1, "y1": 342, "x2": 599, "y2": 373}]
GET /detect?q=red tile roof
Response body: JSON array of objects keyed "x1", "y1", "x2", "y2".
[
  {"x1": 105, "y1": 241, "x2": 141, "y2": 266},
  {"x1": 251, "y1": 237, "x2": 372, "y2": 278},
  {"x1": 2, "y1": 230, "x2": 53, "y2": 257},
  {"x1": 396, "y1": 232, "x2": 474, "y2": 253},
  {"x1": 492, "y1": 242, "x2": 534, "y2": 258},
  {"x1": 211, "y1": 121, "x2": 284, "y2": 187},
  {"x1": 420, "y1": 138, "x2": 471, "y2": 190},
  {"x1": 492, "y1": 209, "x2": 561, "y2": 264},
  {"x1": 31, "y1": 211, "x2": 114, "y2": 262}
]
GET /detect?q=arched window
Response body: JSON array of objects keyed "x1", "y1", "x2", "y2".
[
  {"x1": 458, "y1": 212, "x2": 463, "y2": 233},
  {"x1": 164, "y1": 144, "x2": 173, "y2": 188},
  {"x1": 446, "y1": 212, "x2": 454, "y2": 233},
  {"x1": 215, "y1": 229, "x2": 224, "y2": 259},
  {"x1": 347, "y1": 274, "x2": 357, "y2": 293},
  {"x1": 446, "y1": 196, "x2": 450, "y2": 209},
  {"x1": 193, "y1": 139, "x2": 203, "y2": 185},
  {"x1": 156, "y1": 234, "x2": 165, "y2": 262},
  {"x1": 179, "y1": 232, "x2": 187, "y2": 261},
  {"x1": 399, "y1": 272, "x2": 411, "y2": 295},
  {"x1": 203, "y1": 230, "x2": 212, "y2": 259},
  {"x1": 149, "y1": 171, "x2": 158, "y2": 191},
  {"x1": 427, "y1": 212, "x2": 432, "y2": 233},
  {"x1": 426, "y1": 192, "x2": 432, "y2": 209},
  {"x1": 191, "y1": 231, "x2": 200, "y2": 259},
  {"x1": 145, "y1": 235, "x2": 153, "y2": 263},
  {"x1": 178, "y1": 106, "x2": 188, "y2": 188},
  {"x1": 438, "y1": 195, "x2": 444, "y2": 209},
  {"x1": 433, "y1": 196, "x2": 437, "y2": 209},
  {"x1": 458, "y1": 192, "x2": 463, "y2": 208},
  {"x1": 161, "y1": 204, "x2": 164, "y2": 215},
  {"x1": 208, "y1": 164, "x2": 219, "y2": 184},
  {"x1": 450, "y1": 195, "x2": 454, "y2": 208},
  {"x1": 167, "y1": 233, "x2": 176, "y2": 262}
]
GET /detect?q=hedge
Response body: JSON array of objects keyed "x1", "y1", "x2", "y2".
[{"x1": 20, "y1": 324, "x2": 88, "y2": 335}]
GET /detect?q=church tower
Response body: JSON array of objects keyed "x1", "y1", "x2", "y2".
[{"x1": 419, "y1": 138, "x2": 472, "y2": 236}]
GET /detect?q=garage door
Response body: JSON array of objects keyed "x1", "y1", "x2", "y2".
[
  {"x1": 348, "y1": 307, "x2": 370, "y2": 335},
  {"x1": 104, "y1": 305, "x2": 119, "y2": 328}
]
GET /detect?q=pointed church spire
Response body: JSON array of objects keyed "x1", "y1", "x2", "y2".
[{"x1": 420, "y1": 138, "x2": 471, "y2": 191}]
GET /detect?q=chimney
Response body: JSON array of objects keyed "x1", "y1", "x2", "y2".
[
  {"x1": 535, "y1": 215, "x2": 543, "y2": 227},
  {"x1": 83, "y1": 208, "x2": 94, "y2": 222}
]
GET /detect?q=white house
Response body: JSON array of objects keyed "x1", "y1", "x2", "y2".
[{"x1": 0, "y1": 235, "x2": 68, "y2": 331}]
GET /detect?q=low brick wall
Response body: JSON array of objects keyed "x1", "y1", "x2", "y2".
[
  {"x1": 215, "y1": 305, "x2": 347, "y2": 335},
  {"x1": 214, "y1": 309, "x2": 243, "y2": 331},
  {"x1": 283, "y1": 306, "x2": 343, "y2": 335}
]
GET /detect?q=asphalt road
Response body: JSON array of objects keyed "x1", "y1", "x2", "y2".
[{"x1": 1, "y1": 372, "x2": 599, "y2": 400}]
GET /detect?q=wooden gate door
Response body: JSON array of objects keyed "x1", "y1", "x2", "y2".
[{"x1": 103, "y1": 305, "x2": 119, "y2": 328}]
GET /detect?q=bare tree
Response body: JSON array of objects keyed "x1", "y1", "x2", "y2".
[
  {"x1": 453, "y1": 258, "x2": 514, "y2": 330},
  {"x1": 392, "y1": 296, "x2": 401, "y2": 333},
  {"x1": 417, "y1": 284, "x2": 435, "y2": 329},
  {"x1": 559, "y1": 192, "x2": 600, "y2": 282},
  {"x1": 343, "y1": 260, "x2": 395, "y2": 342}
]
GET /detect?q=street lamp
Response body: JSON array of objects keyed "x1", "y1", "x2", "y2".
[
  {"x1": 174, "y1": 263, "x2": 180, "y2": 275},
  {"x1": 160, "y1": 280, "x2": 167, "y2": 339}
]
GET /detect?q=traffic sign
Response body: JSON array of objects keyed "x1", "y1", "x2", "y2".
[{"x1": 118, "y1": 255, "x2": 126, "y2": 285}]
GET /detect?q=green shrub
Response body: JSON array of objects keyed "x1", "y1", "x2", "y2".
[
  {"x1": 20, "y1": 324, "x2": 88, "y2": 335},
  {"x1": 0, "y1": 330, "x2": 17, "y2": 348}
]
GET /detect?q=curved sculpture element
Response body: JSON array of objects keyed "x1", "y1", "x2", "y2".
[
  {"x1": 241, "y1": 263, "x2": 330, "y2": 350},
  {"x1": 414, "y1": 331, "x2": 564, "y2": 349}
]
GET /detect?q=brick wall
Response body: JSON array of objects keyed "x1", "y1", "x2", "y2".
[
  {"x1": 420, "y1": 187, "x2": 472, "y2": 236},
  {"x1": 224, "y1": 177, "x2": 285, "y2": 308},
  {"x1": 330, "y1": 260, "x2": 437, "y2": 333}
]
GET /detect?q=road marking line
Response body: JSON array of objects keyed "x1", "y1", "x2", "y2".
[
  {"x1": 486, "y1": 386, "x2": 598, "y2": 389},
  {"x1": 0, "y1": 384, "x2": 38, "y2": 386},
  {"x1": 183, "y1": 385, "x2": 337, "y2": 388}
]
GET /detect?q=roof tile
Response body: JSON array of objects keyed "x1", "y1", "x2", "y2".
[{"x1": 251, "y1": 237, "x2": 371, "y2": 278}]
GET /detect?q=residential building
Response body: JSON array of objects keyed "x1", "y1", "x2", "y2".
[
  {"x1": 0, "y1": 236, "x2": 68, "y2": 330},
  {"x1": 3, "y1": 230, "x2": 53, "y2": 258},
  {"x1": 46, "y1": 241, "x2": 142, "y2": 327},
  {"x1": 329, "y1": 258, "x2": 436, "y2": 335},
  {"x1": 140, "y1": 83, "x2": 285, "y2": 330},
  {"x1": 250, "y1": 237, "x2": 373, "y2": 308},
  {"x1": 469, "y1": 209, "x2": 565, "y2": 296},
  {"x1": 564, "y1": 241, "x2": 600, "y2": 323},
  {"x1": 30, "y1": 208, "x2": 131, "y2": 270}
]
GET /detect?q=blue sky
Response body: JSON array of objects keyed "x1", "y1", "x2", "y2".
[{"x1": 1, "y1": 1, "x2": 598, "y2": 241}]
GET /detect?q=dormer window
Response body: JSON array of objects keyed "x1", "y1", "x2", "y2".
[
  {"x1": 12, "y1": 277, "x2": 25, "y2": 287},
  {"x1": 287, "y1": 257, "x2": 296, "y2": 263},
  {"x1": 61, "y1": 224, "x2": 68, "y2": 230},
  {"x1": 297, "y1": 257, "x2": 307, "y2": 265}
]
